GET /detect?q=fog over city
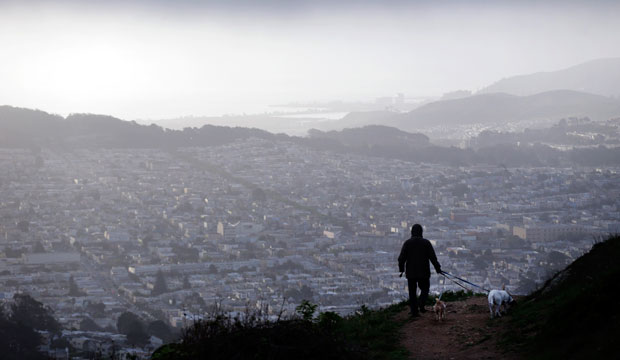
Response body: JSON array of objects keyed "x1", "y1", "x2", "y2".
[
  {"x1": 2, "y1": 0, "x2": 620, "y2": 121},
  {"x1": 1, "y1": 0, "x2": 620, "y2": 359}
]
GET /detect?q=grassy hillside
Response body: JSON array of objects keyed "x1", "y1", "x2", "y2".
[
  {"x1": 152, "y1": 301, "x2": 411, "y2": 360},
  {"x1": 502, "y1": 235, "x2": 620, "y2": 359},
  {"x1": 151, "y1": 290, "x2": 483, "y2": 360}
]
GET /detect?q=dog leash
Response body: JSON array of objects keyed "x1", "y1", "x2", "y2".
[
  {"x1": 441, "y1": 273, "x2": 474, "y2": 293},
  {"x1": 441, "y1": 271, "x2": 491, "y2": 293}
]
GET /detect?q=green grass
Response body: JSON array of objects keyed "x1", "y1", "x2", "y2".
[
  {"x1": 500, "y1": 235, "x2": 620, "y2": 359},
  {"x1": 336, "y1": 302, "x2": 410, "y2": 360}
]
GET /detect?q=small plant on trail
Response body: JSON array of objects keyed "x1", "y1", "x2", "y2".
[
  {"x1": 317, "y1": 311, "x2": 343, "y2": 331},
  {"x1": 355, "y1": 304, "x2": 371, "y2": 316},
  {"x1": 295, "y1": 300, "x2": 318, "y2": 321}
]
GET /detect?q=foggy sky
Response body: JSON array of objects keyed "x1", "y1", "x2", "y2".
[{"x1": 1, "y1": 0, "x2": 620, "y2": 120}]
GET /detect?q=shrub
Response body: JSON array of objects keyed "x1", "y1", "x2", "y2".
[
  {"x1": 295, "y1": 300, "x2": 318, "y2": 321},
  {"x1": 152, "y1": 301, "x2": 410, "y2": 360}
]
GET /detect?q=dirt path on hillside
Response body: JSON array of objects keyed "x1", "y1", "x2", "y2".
[{"x1": 398, "y1": 297, "x2": 523, "y2": 360}]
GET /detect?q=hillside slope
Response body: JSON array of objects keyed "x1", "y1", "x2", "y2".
[
  {"x1": 502, "y1": 235, "x2": 620, "y2": 359},
  {"x1": 479, "y1": 58, "x2": 620, "y2": 97},
  {"x1": 152, "y1": 301, "x2": 410, "y2": 360},
  {"x1": 338, "y1": 90, "x2": 620, "y2": 131},
  {"x1": 392, "y1": 90, "x2": 620, "y2": 131},
  {"x1": 308, "y1": 125, "x2": 429, "y2": 148},
  {"x1": 394, "y1": 235, "x2": 620, "y2": 360},
  {"x1": 0, "y1": 106, "x2": 278, "y2": 148}
]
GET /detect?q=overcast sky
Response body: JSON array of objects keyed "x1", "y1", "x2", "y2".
[{"x1": 1, "y1": 0, "x2": 619, "y2": 120}]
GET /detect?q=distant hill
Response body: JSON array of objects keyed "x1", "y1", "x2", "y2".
[
  {"x1": 322, "y1": 111, "x2": 398, "y2": 130},
  {"x1": 2, "y1": 105, "x2": 620, "y2": 167},
  {"x1": 0, "y1": 106, "x2": 277, "y2": 148},
  {"x1": 308, "y1": 125, "x2": 429, "y2": 148},
  {"x1": 394, "y1": 89, "x2": 620, "y2": 130},
  {"x1": 0, "y1": 106, "x2": 64, "y2": 147},
  {"x1": 479, "y1": 58, "x2": 620, "y2": 97},
  {"x1": 0, "y1": 106, "x2": 429, "y2": 152},
  {"x1": 336, "y1": 59, "x2": 620, "y2": 132},
  {"x1": 338, "y1": 90, "x2": 620, "y2": 132},
  {"x1": 503, "y1": 235, "x2": 620, "y2": 359},
  {"x1": 145, "y1": 114, "x2": 300, "y2": 134}
]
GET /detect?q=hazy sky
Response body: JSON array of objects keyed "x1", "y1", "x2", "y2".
[{"x1": 1, "y1": 0, "x2": 620, "y2": 119}]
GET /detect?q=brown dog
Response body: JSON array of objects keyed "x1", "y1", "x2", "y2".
[{"x1": 433, "y1": 298, "x2": 446, "y2": 321}]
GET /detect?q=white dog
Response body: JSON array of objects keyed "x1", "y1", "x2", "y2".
[{"x1": 487, "y1": 289, "x2": 515, "y2": 318}]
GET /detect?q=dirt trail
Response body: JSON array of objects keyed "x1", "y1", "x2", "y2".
[{"x1": 398, "y1": 296, "x2": 522, "y2": 360}]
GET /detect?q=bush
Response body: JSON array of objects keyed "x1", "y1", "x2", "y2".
[
  {"x1": 153, "y1": 315, "x2": 359, "y2": 360},
  {"x1": 295, "y1": 300, "x2": 318, "y2": 321},
  {"x1": 317, "y1": 311, "x2": 343, "y2": 331},
  {"x1": 153, "y1": 301, "x2": 410, "y2": 360}
]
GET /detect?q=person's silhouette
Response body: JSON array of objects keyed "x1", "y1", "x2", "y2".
[{"x1": 398, "y1": 224, "x2": 442, "y2": 317}]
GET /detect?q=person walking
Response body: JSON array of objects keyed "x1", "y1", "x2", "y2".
[{"x1": 398, "y1": 224, "x2": 442, "y2": 317}]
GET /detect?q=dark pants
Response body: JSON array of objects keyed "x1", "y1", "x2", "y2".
[{"x1": 407, "y1": 277, "x2": 430, "y2": 313}]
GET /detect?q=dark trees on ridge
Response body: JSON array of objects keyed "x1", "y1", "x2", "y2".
[
  {"x1": 152, "y1": 270, "x2": 169, "y2": 296},
  {"x1": 10, "y1": 293, "x2": 60, "y2": 334},
  {"x1": 117, "y1": 311, "x2": 149, "y2": 346}
]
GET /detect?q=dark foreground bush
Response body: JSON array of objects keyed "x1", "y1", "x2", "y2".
[{"x1": 152, "y1": 301, "x2": 409, "y2": 360}]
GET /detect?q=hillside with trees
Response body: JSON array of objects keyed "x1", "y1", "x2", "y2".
[{"x1": 2, "y1": 106, "x2": 620, "y2": 168}]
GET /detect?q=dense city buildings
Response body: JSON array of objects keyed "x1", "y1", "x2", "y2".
[{"x1": 1, "y1": 141, "x2": 618, "y2": 357}]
